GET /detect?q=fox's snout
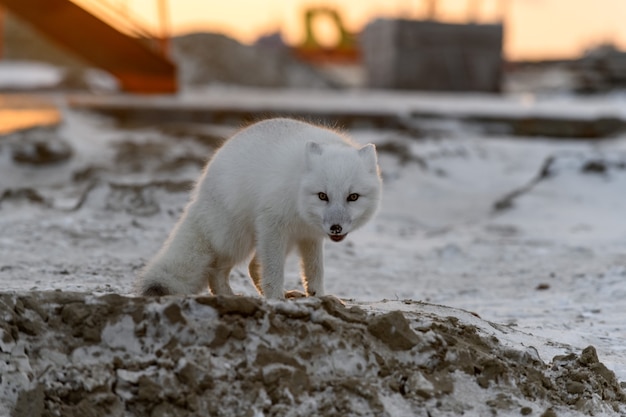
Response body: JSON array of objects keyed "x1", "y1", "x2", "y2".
[
  {"x1": 328, "y1": 223, "x2": 346, "y2": 241},
  {"x1": 323, "y1": 204, "x2": 351, "y2": 236},
  {"x1": 330, "y1": 224, "x2": 343, "y2": 235}
]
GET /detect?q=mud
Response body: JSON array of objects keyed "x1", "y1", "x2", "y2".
[{"x1": 0, "y1": 292, "x2": 623, "y2": 417}]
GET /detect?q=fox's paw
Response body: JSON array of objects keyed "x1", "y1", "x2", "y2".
[{"x1": 284, "y1": 290, "x2": 307, "y2": 299}]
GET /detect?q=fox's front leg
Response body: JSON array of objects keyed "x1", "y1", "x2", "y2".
[
  {"x1": 298, "y1": 238, "x2": 324, "y2": 297},
  {"x1": 248, "y1": 255, "x2": 264, "y2": 296},
  {"x1": 256, "y1": 218, "x2": 288, "y2": 299}
]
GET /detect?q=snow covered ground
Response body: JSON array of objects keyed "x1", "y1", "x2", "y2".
[{"x1": 1, "y1": 88, "x2": 626, "y2": 415}]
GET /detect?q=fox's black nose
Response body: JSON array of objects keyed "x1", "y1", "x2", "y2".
[{"x1": 330, "y1": 224, "x2": 342, "y2": 235}]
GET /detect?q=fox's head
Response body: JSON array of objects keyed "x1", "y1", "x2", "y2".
[{"x1": 298, "y1": 141, "x2": 382, "y2": 242}]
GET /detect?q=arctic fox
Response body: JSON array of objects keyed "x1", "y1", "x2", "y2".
[{"x1": 137, "y1": 118, "x2": 382, "y2": 299}]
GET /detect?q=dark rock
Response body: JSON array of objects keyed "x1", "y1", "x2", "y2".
[
  {"x1": 137, "y1": 375, "x2": 163, "y2": 402},
  {"x1": 540, "y1": 408, "x2": 557, "y2": 417},
  {"x1": 565, "y1": 380, "x2": 585, "y2": 394},
  {"x1": 477, "y1": 357, "x2": 509, "y2": 388},
  {"x1": 163, "y1": 303, "x2": 187, "y2": 325},
  {"x1": 254, "y1": 345, "x2": 305, "y2": 370},
  {"x1": 368, "y1": 310, "x2": 421, "y2": 351},
  {"x1": 13, "y1": 384, "x2": 45, "y2": 417},
  {"x1": 195, "y1": 295, "x2": 262, "y2": 317},
  {"x1": 11, "y1": 130, "x2": 72, "y2": 165},
  {"x1": 150, "y1": 402, "x2": 188, "y2": 417},
  {"x1": 581, "y1": 160, "x2": 607, "y2": 174},
  {"x1": 321, "y1": 295, "x2": 367, "y2": 324},
  {"x1": 578, "y1": 346, "x2": 599, "y2": 366}
]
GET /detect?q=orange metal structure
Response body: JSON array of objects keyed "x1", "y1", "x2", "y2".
[
  {"x1": 293, "y1": 7, "x2": 360, "y2": 64},
  {"x1": 0, "y1": 0, "x2": 177, "y2": 93}
]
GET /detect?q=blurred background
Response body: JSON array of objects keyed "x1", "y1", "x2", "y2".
[
  {"x1": 94, "y1": 0, "x2": 626, "y2": 60},
  {"x1": 1, "y1": 0, "x2": 626, "y2": 95}
]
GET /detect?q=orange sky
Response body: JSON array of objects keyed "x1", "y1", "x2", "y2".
[{"x1": 121, "y1": 0, "x2": 626, "y2": 60}]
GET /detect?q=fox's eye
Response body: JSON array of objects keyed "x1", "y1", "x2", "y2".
[
  {"x1": 347, "y1": 193, "x2": 360, "y2": 202},
  {"x1": 318, "y1": 192, "x2": 328, "y2": 201}
]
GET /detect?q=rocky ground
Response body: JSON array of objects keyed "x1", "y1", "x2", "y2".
[{"x1": 2, "y1": 292, "x2": 624, "y2": 417}]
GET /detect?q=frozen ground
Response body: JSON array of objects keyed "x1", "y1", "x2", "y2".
[{"x1": 1, "y1": 93, "x2": 626, "y2": 416}]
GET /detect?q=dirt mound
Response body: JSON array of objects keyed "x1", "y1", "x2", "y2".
[{"x1": 1, "y1": 292, "x2": 623, "y2": 416}]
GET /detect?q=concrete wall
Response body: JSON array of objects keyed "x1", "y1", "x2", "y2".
[{"x1": 362, "y1": 19, "x2": 503, "y2": 92}]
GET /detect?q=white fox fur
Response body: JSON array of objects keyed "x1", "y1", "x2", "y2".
[{"x1": 137, "y1": 118, "x2": 382, "y2": 299}]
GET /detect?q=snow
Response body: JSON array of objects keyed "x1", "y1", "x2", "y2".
[
  {"x1": 1, "y1": 85, "x2": 626, "y2": 414},
  {"x1": 0, "y1": 61, "x2": 64, "y2": 89},
  {"x1": 71, "y1": 85, "x2": 626, "y2": 123}
]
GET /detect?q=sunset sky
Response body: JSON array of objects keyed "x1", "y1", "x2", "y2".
[{"x1": 112, "y1": 0, "x2": 626, "y2": 60}]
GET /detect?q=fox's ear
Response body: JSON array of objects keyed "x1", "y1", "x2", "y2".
[
  {"x1": 358, "y1": 144, "x2": 378, "y2": 173},
  {"x1": 306, "y1": 141, "x2": 323, "y2": 156},
  {"x1": 305, "y1": 141, "x2": 323, "y2": 170}
]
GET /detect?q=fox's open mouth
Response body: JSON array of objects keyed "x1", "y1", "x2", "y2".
[{"x1": 329, "y1": 234, "x2": 347, "y2": 242}]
